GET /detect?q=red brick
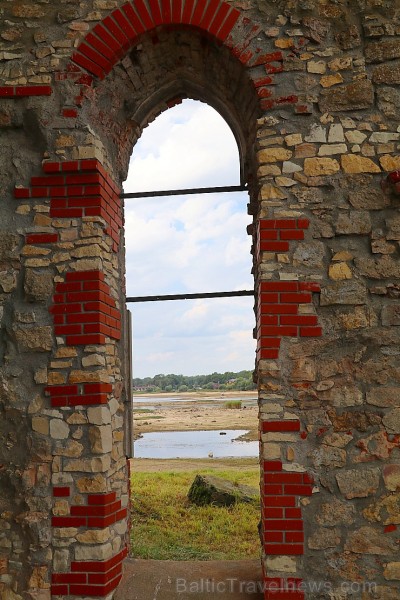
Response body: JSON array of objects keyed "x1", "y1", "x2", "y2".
[
  {"x1": 264, "y1": 543, "x2": 304, "y2": 555},
  {"x1": 51, "y1": 584, "x2": 68, "y2": 595},
  {"x1": 113, "y1": 7, "x2": 138, "y2": 40},
  {"x1": 131, "y1": 0, "x2": 154, "y2": 29},
  {"x1": 55, "y1": 324, "x2": 82, "y2": 336},
  {"x1": 259, "y1": 315, "x2": 279, "y2": 326},
  {"x1": 66, "y1": 271, "x2": 104, "y2": 281},
  {"x1": 284, "y1": 485, "x2": 313, "y2": 496},
  {"x1": 263, "y1": 496, "x2": 296, "y2": 508},
  {"x1": 259, "y1": 229, "x2": 279, "y2": 240},
  {"x1": 200, "y1": 0, "x2": 220, "y2": 29},
  {"x1": 260, "y1": 219, "x2": 296, "y2": 229},
  {"x1": 259, "y1": 325, "x2": 297, "y2": 336},
  {"x1": 52, "y1": 516, "x2": 87, "y2": 527},
  {"x1": 121, "y1": 2, "x2": 146, "y2": 35},
  {"x1": 103, "y1": 15, "x2": 130, "y2": 51},
  {"x1": 0, "y1": 86, "x2": 15, "y2": 97},
  {"x1": 264, "y1": 519, "x2": 303, "y2": 531},
  {"x1": 160, "y1": 0, "x2": 172, "y2": 23},
  {"x1": 258, "y1": 349, "x2": 279, "y2": 359},
  {"x1": 259, "y1": 304, "x2": 298, "y2": 316},
  {"x1": 265, "y1": 473, "x2": 303, "y2": 484},
  {"x1": 259, "y1": 281, "x2": 298, "y2": 292},
  {"x1": 260, "y1": 241, "x2": 290, "y2": 252},
  {"x1": 264, "y1": 460, "x2": 283, "y2": 471},
  {"x1": 25, "y1": 233, "x2": 58, "y2": 244},
  {"x1": 84, "y1": 383, "x2": 112, "y2": 393},
  {"x1": 52, "y1": 573, "x2": 87, "y2": 584},
  {"x1": 79, "y1": 42, "x2": 113, "y2": 72},
  {"x1": 264, "y1": 485, "x2": 283, "y2": 495},
  {"x1": 263, "y1": 421, "x2": 300, "y2": 432},
  {"x1": 259, "y1": 337, "x2": 281, "y2": 348},
  {"x1": 66, "y1": 334, "x2": 106, "y2": 346},
  {"x1": 15, "y1": 85, "x2": 52, "y2": 96},
  {"x1": 280, "y1": 316, "x2": 318, "y2": 326},
  {"x1": 280, "y1": 293, "x2": 312, "y2": 304},
  {"x1": 263, "y1": 508, "x2": 283, "y2": 518},
  {"x1": 286, "y1": 532, "x2": 304, "y2": 543},
  {"x1": 280, "y1": 230, "x2": 305, "y2": 241},
  {"x1": 285, "y1": 508, "x2": 302, "y2": 519},
  {"x1": 94, "y1": 23, "x2": 125, "y2": 58},
  {"x1": 88, "y1": 563, "x2": 122, "y2": 585},
  {"x1": 46, "y1": 385, "x2": 78, "y2": 396},
  {"x1": 53, "y1": 486, "x2": 70, "y2": 497},
  {"x1": 87, "y1": 514, "x2": 117, "y2": 528},
  {"x1": 300, "y1": 327, "x2": 322, "y2": 337},
  {"x1": 88, "y1": 492, "x2": 117, "y2": 506},
  {"x1": 72, "y1": 52, "x2": 106, "y2": 79},
  {"x1": 215, "y1": 7, "x2": 240, "y2": 41},
  {"x1": 265, "y1": 592, "x2": 305, "y2": 600},
  {"x1": 265, "y1": 531, "x2": 283, "y2": 542},
  {"x1": 148, "y1": 0, "x2": 163, "y2": 26},
  {"x1": 208, "y1": 3, "x2": 229, "y2": 36}
]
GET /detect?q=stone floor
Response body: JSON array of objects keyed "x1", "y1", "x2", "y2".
[{"x1": 114, "y1": 558, "x2": 264, "y2": 599}]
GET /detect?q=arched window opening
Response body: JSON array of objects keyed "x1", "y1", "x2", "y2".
[{"x1": 124, "y1": 98, "x2": 260, "y2": 564}]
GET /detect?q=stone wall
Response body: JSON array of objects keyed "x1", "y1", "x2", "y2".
[{"x1": 0, "y1": 1, "x2": 399, "y2": 599}]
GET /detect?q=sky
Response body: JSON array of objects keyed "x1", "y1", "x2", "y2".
[{"x1": 123, "y1": 99, "x2": 256, "y2": 378}]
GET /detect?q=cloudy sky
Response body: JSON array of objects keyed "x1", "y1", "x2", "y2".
[{"x1": 123, "y1": 100, "x2": 255, "y2": 378}]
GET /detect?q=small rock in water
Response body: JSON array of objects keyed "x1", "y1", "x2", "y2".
[{"x1": 219, "y1": 431, "x2": 227, "y2": 435}]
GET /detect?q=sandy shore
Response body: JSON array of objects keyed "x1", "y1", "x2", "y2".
[{"x1": 133, "y1": 391, "x2": 258, "y2": 441}]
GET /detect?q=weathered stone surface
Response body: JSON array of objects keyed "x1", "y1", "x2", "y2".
[
  {"x1": 304, "y1": 157, "x2": 340, "y2": 176},
  {"x1": 311, "y1": 445, "x2": 346, "y2": 468},
  {"x1": 377, "y1": 86, "x2": 400, "y2": 118},
  {"x1": 88, "y1": 425, "x2": 112, "y2": 454},
  {"x1": 335, "y1": 211, "x2": 371, "y2": 234},
  {"x1": 265, "y1": 556, "x2": 296, "y2": 574},
  {"x1": 336, "y1": 467, "x2": 380, "y2": 499},
  {"x1": 257, "y1": 148, "x2": 292, "y2": 163},
  {"x1": 49, "y1": 419, "x2": 69, "y2": 440},
  {"x1": 188, "y1": 475, "x2": 259, "y2": 507},
  {"x1": 24, "y1": 270, "x2": 53, "y2": 302},
  {"x1": 320, "y1": 281, "x2": 367, "y2": 305},
  {"x1": 76, "y1": 528, "x2": 110, "y2": 544},
  {"x1": 329, "y1": 262, "x2": 352, "y2": 280},
  {"x1": 365, "y1": 39, "x2": 400, "y2": 63},
  {"x1": 383, "y1": 465, "x2": 400, "y2": 492},
  {"x1": 0, "y1": 234, "x2": 19, "y2": 260},
  {"x1": 373, "y1": 63, "x2": 400, "y2": 84},
  {"x1": 74, "y1": 543, "x2": 113, "y2": 561},
  {"x1": 381, "y1": 305, "x2": 400, "y2": 326},
  {"x1": 319, "y1": 80, "x2": 374, "y2": 112},
  {"x1": 13, "y1": 326, "x2": 53, "y2": 352},
  {"x1": 87, "y1": 406, "x2": 111, "y2": 425},
  {"x1": 345, "y1": 526, "x2": 397, "y2": 555},
  {"x1": 316, "y1": 498, "x2": 355, "y2": 526},
  {"x1": 382, "y1": 409, "x2": 400, "y2": 434},
  {"x1": 383, "y1": 562, "x2": 400, "y2": 580},
  {"x1": 367, "y1": 387, "x2": 400, "y2": 408},
  {"x1": 308, "y1": 527, "x2": 340, "y2": 550},
  {"x1": 341, "y1": 154, "x2": 380, "y2": 174},
  {"x1": 363, "y1": 494, "x2": 400, "y2": 525},
  {"x1": 355, "y1": 257, "x2": 400, "y2": 279},
  {"x1": 292, "y1": 241, "x2": 325, "y2": 269}
]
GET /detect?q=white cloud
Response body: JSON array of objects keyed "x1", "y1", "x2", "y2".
[{"x1": 124, "y1": 99, "x2": 255, "y2": 377}]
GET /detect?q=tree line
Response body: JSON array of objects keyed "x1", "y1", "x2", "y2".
[{"x1": 132, "y1": 370, "x2": 256, "y2": 392}]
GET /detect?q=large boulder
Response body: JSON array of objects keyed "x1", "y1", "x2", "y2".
[{"x1": 187, "y1": 475, "x2": 259, "y2": 507}]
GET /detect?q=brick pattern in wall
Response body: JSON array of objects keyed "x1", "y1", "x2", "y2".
[
  {"x1": 51, "y1": 270, "x2": 121, "y2": 346},
  {"x1": 51, "y1": 490, "x2": 127, "y2": 597},
  {"x1": 15, "y1": 159, "x2": 122, "y2": 252}
]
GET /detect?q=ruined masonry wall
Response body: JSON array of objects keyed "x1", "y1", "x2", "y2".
[{"x1": 0, "y1": 1, "x2": 400, "y2": 600}]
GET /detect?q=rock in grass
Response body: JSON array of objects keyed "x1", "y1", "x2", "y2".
[{"x1": 187, "y1": 475, "x2": 259, "y2": 507}]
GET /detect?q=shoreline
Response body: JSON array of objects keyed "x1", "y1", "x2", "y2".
[{"x1": 133, "y1": 391, "x2": 259, "y2": 441}]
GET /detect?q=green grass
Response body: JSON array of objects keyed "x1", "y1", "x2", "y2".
[
  {"x1": 130, "y1": 467, "x2": 260, "y2": 560},
  {"x1": 224, "y1": 400, "x2": 242, "y2": 409}
]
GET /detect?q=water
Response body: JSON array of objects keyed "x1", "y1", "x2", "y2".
[
  {"x1": 134, "y1": 429, "x2": 259, "y2": 459},
  {"x1": 133, "y1": 395, "x2": 257, "y2": 406}
]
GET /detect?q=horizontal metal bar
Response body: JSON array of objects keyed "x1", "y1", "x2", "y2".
[
  {"x1": 121, "y1": 184, "x2": 248, "y2": 199},
  {"x1": 126, "y1": 290, "x2": 254, "y2": 303}
]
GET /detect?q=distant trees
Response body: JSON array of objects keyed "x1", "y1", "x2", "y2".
[{"x1": 132, "y1": 370, "x2": 256, "y2": 392}]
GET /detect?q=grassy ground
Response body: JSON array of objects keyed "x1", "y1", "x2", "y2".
[{"x1": 130, "y1": 461, "x2": 260, "y2": 561}]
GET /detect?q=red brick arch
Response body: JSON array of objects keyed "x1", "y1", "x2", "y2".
[{"x1": 71, "y1": 0, "x2": 249, "y2": 80}]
